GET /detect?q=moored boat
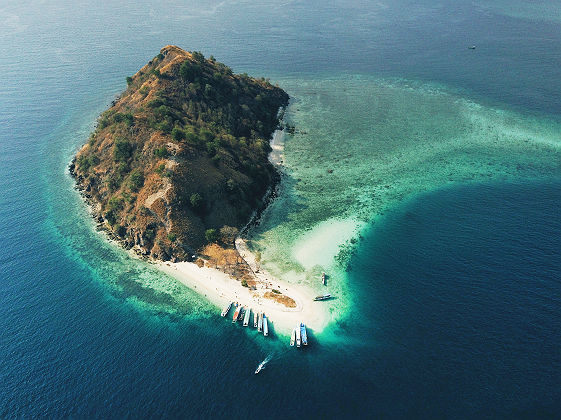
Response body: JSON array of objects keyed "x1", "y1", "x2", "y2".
[
  {"x1": 263, "y1": 314, "x2": 268, "y2": 336},
  {"x1": 290, "y1": 328, "x2": 296, "y2": 346},
  {"x1": 232, "y1": 304, "x2": 242, "y2": 323},
  {"x1": 258, "y1": 312, "x2": 263, "y2": 332},
  {"x1": 300, "y1": 323, "x2": 308, "y2": 346},
  {"x1": 314, "y1": 294, "x2": 332, "y2": 301},
  {"x1": 295, "y1": 324, "x2": 301, "y2": 347},
  {"x1": 243, "y1": 307, "x2": 251, "y2": 326},
  {"x1": 321, "y1": 272, "x2": 326, "y2": 285},
  {"x1": 253, "y1": 310, "x2": 258, "y2": 328},
  {"x1": 238, "y1": 307, "x2": 245, "y2": 322},
  {"x1": 221, "y1": 302, "x2": 232, "y2": 317}
]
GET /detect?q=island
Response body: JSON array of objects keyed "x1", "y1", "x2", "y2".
[{"x1": 71, "y1": 45, "x2": 329, "y2": 335}]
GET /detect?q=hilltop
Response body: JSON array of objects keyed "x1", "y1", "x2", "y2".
[{"x1": 71, "y1": 45, "x2": 289, "y2": 261}]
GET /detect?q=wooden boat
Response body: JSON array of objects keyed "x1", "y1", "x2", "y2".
[
  {"x1": 232, "y1": 304, "x2": 242, "y2": 323},
  {"x1": 243, "y1": 307, "x2": 251, "y2": 326},
  {"x1": 221, "y1": 302, "x2": 232, "y2": 317},
  {"x1": 300, "y1": 323, "x2": 308, "y2": 346}
]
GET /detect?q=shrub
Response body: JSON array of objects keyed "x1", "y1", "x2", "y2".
[
  {"x1": 105, "y1": 210, "x2": 117, "y2": 226},
  {"x1": 77, "y1": 154, "x2": 100, "y2": 171},
  {"x1": 241, "y1": 279, "x2": 248, "y2": 288},
  {"x1": 147, "y1": 99, "x2": 164, "y2": 108},
  {"x1": 115, "y1": 224, "x2": 127, "y2": 237},
  {"x1": 107, "y1": 196, "x2": 124, "y2": 212},
  {"x1": 205, "y1": 228, "x2": 219, "y2": 243},
  {"x1": 154, "y1": 146, "x2": 168, "y2": 158},
  {"x1": 167, "y1": 233, "x2": 177, "y2": 242},
  {"x1": 126, "y1": 76, "x2": 133, "y2": 85},
  {"x1": 155, "y1": 163, "x2": 166, "y2": 175}
]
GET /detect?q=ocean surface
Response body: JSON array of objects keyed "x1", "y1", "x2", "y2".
[{"x1": 1, "y1": 0, "x2": 561, "y2": 418}]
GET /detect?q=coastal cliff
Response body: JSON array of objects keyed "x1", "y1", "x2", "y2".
[{"x1": 71, "y1": 45, "x2": 289, "y2": 261}]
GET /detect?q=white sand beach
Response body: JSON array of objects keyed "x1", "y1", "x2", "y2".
[{"x1": 157, "y1": 243, "x2": 331, "y2": 334}]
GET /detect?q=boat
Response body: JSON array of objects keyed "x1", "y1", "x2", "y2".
[
  {"x1": 232, "y1": 304, "x2": 242, "y2": 323},
  {"x1": 221, "y1": 302, "x2": 232, "y2": 317},
  {"x1": 238, "y1": 307, "x2": 245, "y2": 322},
  {"x1": 253, "y1": 310, "x2": 258, "y2": 328},
  {"x1": 243, "y1": 307, "x2": 251, "y2": 326},
  {"x1": 258, "y1": 312, "x2": 263, "y2": 332},
  {"x1": 314, "y1": 294, "x2": 332, "y2": 301},
  {"x1": 321, "y1": 272, "x2": 326, "y2": 285},
  {"x1": 255, "y1": 362, "x2": 264, "y2": 374},
  {"x1": 468, "y1": 45, "x2": 476, "y2": 49},
  {"x1": 295, "y1": 324, "x2": 301, "y2": 347},
  {"x1": 300, "y1": 323, "x2": 308, "y2": 346},
  {"x1": 254, "y1": 355, "x2": 271, "y2": 374},
  {"x1": 290, "y1": 329, "x2": 296, "y2": 346},
  {"x1": 263, "y1": 314, "x2": 268, "y2": 336}
]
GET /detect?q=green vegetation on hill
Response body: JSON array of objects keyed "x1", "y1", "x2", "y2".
[{"x1": 71, "y1": 45, "x2": 289, "y2": 261}]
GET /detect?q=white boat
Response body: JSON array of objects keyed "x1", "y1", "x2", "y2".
[
  {"x1": 321, "y1": 272, "x2": 326, "y2": 285},
  {"x1": 258, "y1": 312, "x2": 263, "y2": 332},
  {"x1": 243, "y1": 308, "x2": 251, "y2": 327},
  {"x1": 300, "y1": 323, "x2": 308, "y2": 346},
  {"x1": 295, "y1": 324, "x2": 301, "y2": 347},
  {"x1": 232, "y1": 304, "x2": 241, "y2": 323},
  {"x1": 221, "y1": 302, "x2": 232, "y2": 317},
  {"x1": 255, "y1": 362, "x2": 264, "y2": 374},
  {"x1": 253, "y1": 310, "x2": 258, "y2": 328},
  {"x1": 254, "y1": 355, "x2": 271, "y2": 374},
  {"x1": 290, "y1": 329, "x2": 296, "y2": 346},
  {"x1": 263, "y1": 314, "x2": 268, "y2": 336}
]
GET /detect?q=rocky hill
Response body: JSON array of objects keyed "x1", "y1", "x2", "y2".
[{"x1": 71, "y1": 45, "x2": 289, "y2": 261}]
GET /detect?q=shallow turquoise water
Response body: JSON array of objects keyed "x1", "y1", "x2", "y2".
[{"x1": 1, "y1": 0, "x2": 561, "y2": 417}]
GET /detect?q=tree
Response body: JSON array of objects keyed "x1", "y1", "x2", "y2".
[
  {"x1": 192, "y1": 51, "x2": 205, "y2": 63},
  {"x1": 190, "y1": 193, "x2": 203, "y2": 210},
  {"x1": 179, "y1": 60, "x2": 201, "y2": 82},
  {"x1": 113, "y1": 138, "x2": 133, "y2": 162},
  {"x1": 219, "y1": 226, "x2": 238, "y2": 245},
  {"x1": 128, "y1": 169, "x2": 144, "y2": 191},
  {"x1": 126, "y1": 76, "x2": 133, "y2": 85},
  {"x1": 205, "y1": 228, "x2": 219, "y2": 243},
  {"x1": 171, "y1": 127, "x2": 185, "y2": 141}
]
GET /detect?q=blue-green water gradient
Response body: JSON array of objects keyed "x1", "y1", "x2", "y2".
[{"x1": 1, "y1": 0, "x2": 561, "y2": 418}]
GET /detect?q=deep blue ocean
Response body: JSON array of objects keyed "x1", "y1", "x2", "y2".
[{"x1": 1, "y1": 1, "x2": 561, "y2": 418}]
